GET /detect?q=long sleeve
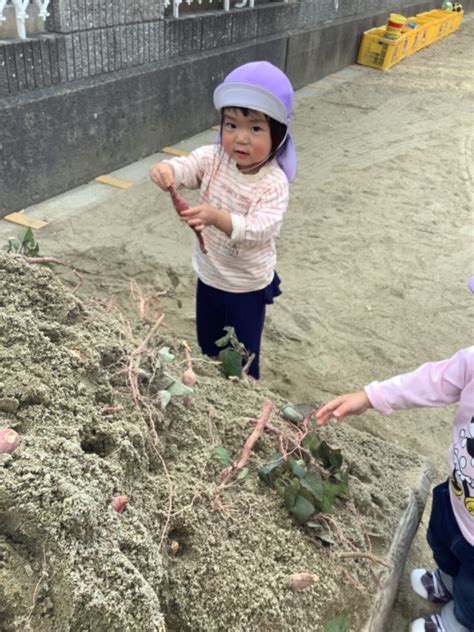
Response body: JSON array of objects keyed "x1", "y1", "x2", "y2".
[
  {"x1": 364, "y1": 348, "x2": 472, "y2": 415},
  {"x1": 230, "y1": 179, "x2": 289, "y2": 245},
  {"x1": 164, "y1": 146, "x2": 215, "y2": 190}
]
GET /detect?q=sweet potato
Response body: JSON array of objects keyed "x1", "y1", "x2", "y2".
[{"x1": 168, "y1": 187, "x2": 207, "y2": 254}]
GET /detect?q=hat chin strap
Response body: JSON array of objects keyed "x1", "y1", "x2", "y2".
[{"x1": 237, "y1": 128, "x2": 289, "y2": 174}]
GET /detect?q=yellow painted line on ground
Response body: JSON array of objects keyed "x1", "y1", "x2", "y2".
[
  {"x1": 95, "y1": 174, "x2": 133, "y2": 189},
  {"x1": 4, "y1": 211, "x2": 48, "y2": 230},
  {"x1": 211, "y1": 125, "x2": 220, "y2": 131},
  {"x1": 161, "y1": 146, "x2": 190, "y2": 157}
]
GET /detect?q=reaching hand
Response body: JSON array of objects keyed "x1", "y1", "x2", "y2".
[
  {"x1": 149, "y1": 162, "x2": 175, "y2": 191},
  {"x1": 180, "y1": 204, "x2": 233, "y2": 237},
  {"x1": 316, "y1": 391, "x2": 372, "y2": 426}
]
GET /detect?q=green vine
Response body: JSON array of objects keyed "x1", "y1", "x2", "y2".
[{"x1": 257, "y1": 433, "x2": 350, "y2": 524}]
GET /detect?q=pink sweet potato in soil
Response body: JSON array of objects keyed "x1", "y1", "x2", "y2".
[{"x1": 0, "y1": 427, "x2": 20, "y2": 454}]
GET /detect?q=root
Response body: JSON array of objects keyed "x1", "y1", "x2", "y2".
[
  {"x1": 26, "y1": 546, "x2": 48, "y2": 624},
  {"x1": 212, "y1": 400, "x2": 272, "y2": 513},
  {"x1": 129, "y1": 279, "x2": 168, "y2": 322},
  {"x1": 23, "y1": 256, "x2": 83, "y2": 292}
]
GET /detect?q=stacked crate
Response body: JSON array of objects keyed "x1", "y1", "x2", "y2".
[{"x1": 357, "y1": 8, "x2": 464, "y2": 71}]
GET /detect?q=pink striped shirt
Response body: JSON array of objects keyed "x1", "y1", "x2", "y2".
[{"x1": 165, "y1": 144, "x2": 289, "y2": 292}]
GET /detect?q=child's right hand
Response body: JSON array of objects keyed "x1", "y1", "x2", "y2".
[
  {"x1": 149, "y1": 162, "x2": 175, "y2": 191},
  {"x1": 316, "y1": 391, "x2": 372, "y2": 426}
]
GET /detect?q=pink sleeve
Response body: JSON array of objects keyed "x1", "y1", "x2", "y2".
[
  {"x1": 164, "y1": 145, "x2": 214, "y2": 190},
  {"x1": 230, "y1": 177, "x2": 289, "y2": 245},
  {"x1": 364, "y1": 348, "x2": 473, "y2": 416}
]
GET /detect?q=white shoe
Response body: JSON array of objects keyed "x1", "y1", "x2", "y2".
[
  {"x1": 408, "y1": 613, "x2": 447, "y2": 632},
  {"x1": 410, "y1": 568, "x2": 453, "y2": 604}
]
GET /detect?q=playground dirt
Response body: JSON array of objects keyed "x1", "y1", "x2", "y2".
[{"x1": 0, "y1": 14, "x2": 473, "y2": 632}]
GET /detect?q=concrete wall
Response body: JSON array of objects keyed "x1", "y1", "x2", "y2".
[{"x1": 1, "y1": 0, "x2": 473, "y2": 215}]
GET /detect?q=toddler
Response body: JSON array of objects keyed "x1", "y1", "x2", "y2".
[
  {"x1": 149, "y1": 61, "x2": 296, "y2": 379},
  {"x1": 316, "y1": 281, "x2": 474, "y2": 632}
]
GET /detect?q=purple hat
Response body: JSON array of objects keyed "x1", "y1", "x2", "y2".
[{"x1": 213, "y1": 61, "x2": 297, "y2": 182}]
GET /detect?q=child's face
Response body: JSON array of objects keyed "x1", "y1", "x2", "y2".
[{"x1": 221, "y1": 108, "x2": 272, "y2": 174}]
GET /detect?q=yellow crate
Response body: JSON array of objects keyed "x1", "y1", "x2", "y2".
[
  {"x1": 402, "y1": 21, "x2": 429, "y2": 54},
  {"x1": 429, "y1": 9, "x2": 457, "y2": 34},
  {"x1": 451, "y1": 9, "x2": 464, "y2": 31},
  {"x1": 357, "y1": 27, "x2": 409, "y2": 70},
  {"x1": 416, "y1": 11, "x2": 450, "y2": 42},
  {"x1": 407, "y1": 17, "x2": 430, "y2": 54}
]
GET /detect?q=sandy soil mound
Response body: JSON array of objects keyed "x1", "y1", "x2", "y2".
[{"x1": 0, "y1": 254, "x2": 423, "y2": 631}]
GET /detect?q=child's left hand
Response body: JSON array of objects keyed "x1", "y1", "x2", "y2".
[{"x1": 180, "y1": 204, "x2": 232, "y2": 237}]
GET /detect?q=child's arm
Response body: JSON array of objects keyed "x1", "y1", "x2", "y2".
[
  {"x1": 316, "y1": 348, "x2": 472, "y2": 426},
  {"x1": 180, "y1": 178, "x2": 288, "y2": 239},
  {"x1": 365, "y1": 348, "x2": 471, "y2": 416},
  {"x1": 316, "y1": 391, "x2": 372, "y2": 426},
  {"x1": 149, "y1": 146, "x2": 212, "y2": 192},
  {"x1": 179, "y1": 204, "x2": 233, "y2": 236}
]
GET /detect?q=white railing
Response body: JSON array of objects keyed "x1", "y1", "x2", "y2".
[
  {"x1": 0, "y1": 0, "x2": 50, "y2": 39},
  {"x1": 0, "y1": 0, "x2": 288, "y2": 40},
  {"x1": 164, "y1": 0, "x2": 287, "y2": 19}
]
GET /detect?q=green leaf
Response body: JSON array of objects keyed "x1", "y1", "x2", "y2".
[
  {"x1": 274, "y1": 480, "x2": 287, "y2": 497},
  {"x1": 283, "y1": 479, "x2": 300, "y2": 510},
  {"x1": 158, "y1": 390, "x2": 171, "y2": 410},
  {"x1": 300, "y1": 471, "x2": 324, "y2": 501},
  {"x1": 289, "y1": 494, "x2": 315, "y2": 524},
  {"x1": 158, "y1": 346, "x2": 175, "y2": 363},
  {"x1": 214, "y1": 332, "x2": 231, "y2": 348},
  {"x1": 287, "y1": 457, "x2": 306, "y2": 479},
  {"x1": 214, "y1": 447, "x2": 229, "y2": 467},
  {"x1": 17, "y1": 227, "x2": 33, "y2": 244},
  {"x1": 219, "y1": 348, "x2": 242, "y2": 378},
  {"x1": 166, "y1": 381, "x2": 193, "y2": 396},
  {"x1": 237, "y1": 467, "x2": 249, "y2": 480},
  {"x1": 280, "y1": 404, "x2": 305, "y2": 424},
  {"x1": 8, "y1": 239, "x2": 21, "y2": 252},
  {"x1": 334, "y1": 469, "x2": 350, "y2": 498},
  {"x1": 318, "y1": 441, "x2": 343, "y2": 470},
  {"x1": 324, "y1": 614, "x2": 351, "y2": 632},
  {"x1": 302, "y1": 433, "x2": 321, "y2": 459},
  {"x1": 257, "y1": 453, "x2": 283, "y2": 481}
]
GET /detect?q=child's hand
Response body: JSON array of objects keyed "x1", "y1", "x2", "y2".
[
  {"x1": 180, "y1": 204, "x2": 232, "y2": 237},
  {"x1": 316, "y1": 391, "x2": 372, "y2": 426},
  {"x1": 149, "y1": 162, "x2": 175, "y2": 191}
]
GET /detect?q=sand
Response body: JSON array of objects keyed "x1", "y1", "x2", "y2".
[{"x1": 0, "y1": 14, "x2": 473, "y2": 631}]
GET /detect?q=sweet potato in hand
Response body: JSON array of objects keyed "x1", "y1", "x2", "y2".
[{"x1": 168, "y1": 187, "x2": 207, "y2": 254}]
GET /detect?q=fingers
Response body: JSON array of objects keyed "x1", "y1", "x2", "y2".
[
  {"x1": 316, "y1": 397, "x2": 352, "y2": 426},
  {"x1": 149, "y1": 164, "x2": 175, "y2": 191}
]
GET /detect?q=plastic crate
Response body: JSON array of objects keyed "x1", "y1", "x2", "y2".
[
  {"x1": 405, "y1": 17, "x2": 431, "y2": 51},
  {"x1": 451, "y1": 9, "x2": 464, "y2": 31},
  {"x1": 415, "y1": 11, "x2": 450, "y2": 43},
  {"x1": 429, "y1": 9, "x2": 457, "y2": 34},
  {"x1": 357, "y1": 27, "x2": 409, "y2": 70},
  {"x1": 402, "y1": 22, "x2": 427, "y2": 54}
]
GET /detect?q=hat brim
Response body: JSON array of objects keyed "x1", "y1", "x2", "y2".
[{"x1": 213, "y1": 83, "x2": 288, "y2": 125}]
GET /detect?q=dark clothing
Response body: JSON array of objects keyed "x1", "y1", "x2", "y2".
[
  {"x1": 427, "y1": 480, "x2": 474, "y2": 629},
  {"x1": 195, "y1": 273, "x2": 281, "y2": 379}
]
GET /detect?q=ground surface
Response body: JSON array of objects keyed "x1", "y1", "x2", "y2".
[{"x1": 0, "y1": 15, "x2": 473, "y2": 631}]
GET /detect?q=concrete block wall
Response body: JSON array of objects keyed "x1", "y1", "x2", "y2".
[
  {"x1": 1, "y1": 0, "x2": 473, "y2": 214},
  {"x1": 4, "y1": 0, "x2": 470, "y2": 96}
]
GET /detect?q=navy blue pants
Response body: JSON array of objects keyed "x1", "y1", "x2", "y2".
[
  {"x1": 427, "y1": 480, "x2": 474, "y2": 629},
  {"x1": 195, "y1": 275, "x2": 281, "y2": 380}
]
